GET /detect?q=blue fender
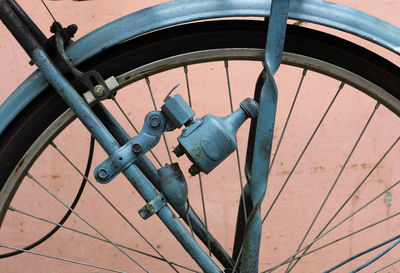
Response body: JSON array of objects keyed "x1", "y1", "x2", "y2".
[{"x1": 1, "y1": 0, "x2": 399, "y2": 135}]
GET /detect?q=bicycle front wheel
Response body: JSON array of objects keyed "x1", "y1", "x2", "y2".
[{"x1": 1, "y1": 20, "x2": 400, "y2": 272}]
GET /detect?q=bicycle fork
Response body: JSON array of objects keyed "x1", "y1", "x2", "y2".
[{"x1": 233, "y1": 0, "x2": 290, "y2": 272}]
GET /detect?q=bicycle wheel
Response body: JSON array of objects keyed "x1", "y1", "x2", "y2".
[{"x1": 1, "y1": 20, "x2": 400, "y2": 272}]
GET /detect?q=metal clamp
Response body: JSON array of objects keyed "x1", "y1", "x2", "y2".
[
  {"x1": 83, "y1": 76, "x2": 119, "y2": 104},
  {"x1": 138, "y1": 193, "x2": 167, "y2": 220},
  {"x1": 54, "y1": 32, "x2": 111, "y2": 100},
  {"x1": 94, "y1": 111, "x2": 165, "y2": 183}
]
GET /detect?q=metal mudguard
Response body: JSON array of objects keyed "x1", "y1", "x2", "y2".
[{"x1": 1, "y1": 0, "x2": 399, "y2": 135}]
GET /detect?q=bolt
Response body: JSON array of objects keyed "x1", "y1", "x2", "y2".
[
  {"x1": 173, "y1": 145, "x2": 185, "y2": 157},
  {"x1": 98, "y1": 168, "x2": 108, "y2": 179},
  {"x1": 93, "y1": 85, "x2": 105, "y2": 97},
  {"x1": 132, "y1": 143, "x2": 142, "y2": 153},
  {"x1": 150, "y1": 115, "x2": 161, "y2": 128},
  {"x1": 240, "y1": 98, "x2": 259, "y2": 119},
  {"x1": 189, "y1": 164, "x2": 200, "y2": 176}
]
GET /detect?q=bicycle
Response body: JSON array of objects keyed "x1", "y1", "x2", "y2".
[{"x1": 0, "y1": 0, "x2": 400, "y2": 272}]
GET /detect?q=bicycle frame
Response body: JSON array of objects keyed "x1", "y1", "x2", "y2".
[{"x1": 1, "y1": 0, "x2": 400, "y2": 272}]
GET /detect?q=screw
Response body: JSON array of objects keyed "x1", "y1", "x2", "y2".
[
  {"x1": 132, "y1": 143, "x2": 142, "y2": 153},
  {"x1": 150, "y1": 116, "x2": 161, "y2": 128},
  {"x1": 98, "y1": 168, "x2": 108, "y2": 179},
  {"x1": 93, "y1": 85, "x2": 105, "y2": 97}
]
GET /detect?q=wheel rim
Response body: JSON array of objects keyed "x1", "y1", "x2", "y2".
[{"x1": 1, "y1": 49, "x2": 400, "y2": 272}]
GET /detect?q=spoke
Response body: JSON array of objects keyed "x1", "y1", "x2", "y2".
[
  {"x1": 302, "y1": 197, "x2": 400, "y2": 258},
  {"x1": 183, "y1": 66, "x2": 197, "y2": 240},
  {"x1": 145, "y1": 76, "x2": 173, "y2": 164},
  {"x1": 7, "y1": 206, "x2": 198, "y2": 272},
  {"x1": 25, "y1": 173, "x2": 150, "y2": 272},
  {"x1": 110, "y1": 94, "x2": 162, "y2": 167},
  {"x1": 198, "y1": 173, "x2": 212, "y2": 256},
  {"x1": 224, "y1": 60, "x2": 235, "y2": 112},
  {"x1": 286, "y1": 101, "x2": 380, "y2": 272},
  {"x1": 185, "y1": 212, "x2": 196, "y2": 239},
  {"x1": 312, "y1": 135, "x2": 400, "y2": 240},
  {"x1": 183, "y1": 65, "x2": 193, "y2": 107},
  {"x1": 224, "y1": 60, "x2": 247, "y2": 221},
  {"x1": 232, "y1": 246, "x2": 243, "y2": 273},
  {"x1": 50, "y1": 142, "x2": 179, "y2": 272},
  {"x1": 39, "y1": 0, "x2": 57, "y2": 22},
  {"x1": 324, "y1": 235, "x2": 400, "y2": 273},
  {"x1": 183, "y1": 65, "x2": 211, "y2": 255},
  {"x1": 373, "y1": 258, "x2": 400, "y2": 272},
  {"x1": 0, "y1": 244, "x2": 126, "y2": 273},
  {"x1": 264, "y1": 211, "x2": 400, "y2": 273},
  {"x1": 269, "y1": 68, "x2": 307, "y2": 172},
  {"x1": 270, "y1": 135, "x2": 400, "y2": 272},
  {"x1": 263, "y1": 179, "x2": 400, "y2": 272},
  {"x1": 262, "y1": 82, "x2": 345, "y2": 224}
]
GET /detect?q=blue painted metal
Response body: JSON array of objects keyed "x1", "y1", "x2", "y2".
[
  {"x1": 158, "y1": 163, "x2": 188, "y2": 208},
  {"x1": 239, "y1": 0, "x2": 289, "y2": 270},
  {"x1": 265, "y1": 0, "x2": 290, "y2": 75},
  {"x1": 138, "y1": 193, "x2": 167, "y2": 220},
  {"x1": 94, "y1": 111, "x2": 165, "y2": 183},
  {"x1": 1, "y1": 0, "x2": 400, "y2": 136},
  {"x1": 174, "y1": 98, "x2": 259, "y2": 176},
  {"x1": 239, "y1": 71, "x2": 278, "y2": 272},
  {"x1": 82, "y1": 103, "x2": 234, "y2": 268},
  {"x1": 161, "y1": 93, "x2": 195, "y2": 129},
  {"x1": 31, "y1": 48, "x2": 221, "y2": 273}
]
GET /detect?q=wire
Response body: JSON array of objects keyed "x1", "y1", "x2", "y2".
[
  {"x1": 0, "y1": 136, "x2": 95, "y2": 259},
  {"x1": 39, "y1": 0, "x2": 57, "y2": 22}
]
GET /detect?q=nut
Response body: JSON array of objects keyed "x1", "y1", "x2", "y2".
[
  {"x1": 150, "y1": 116, "x2": 161, "y2": 128},
  {"x1": 132, "y1": 143, "x2": 142, "y2": 153},
  {"x1": 93, "y1": 85, "x2": 105, "y2": 97}
]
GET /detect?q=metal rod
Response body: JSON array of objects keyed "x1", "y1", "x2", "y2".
[
  {"x1": 268, "y1": 68, "x2": 307, "y2": 172},
  {"x1": 263, "y1": 179, "x2": 400, "y2": 272},
  {"x1": 286, "y1": 101, "x2": 380, "y2": 272},
  {"x1": 0, "y1": 244, "x2": 127, "y2": 273},
  {"x1": 7, "y1": 0, "x2": 48, "y2": 47},
  {"x1": 94, "y1": 103, "x2": 234, "y2": 269},
  {"x1": 237, "y1": 1, "x2": 290, "y2": 269},
  {"x1": 265, "y1": 0, "x2": 290, "y2": 75},
  {"x1": 27, "y1": 172, "x2": 150, "y2": 272},
  {"x1": 31, "y1": 48, "x2": 221, "y2": 272},
  {"x1": 9, "y1": 206, "x2": 199, "y2": 272},
  {"x1": 93, "y1": 103, "x2": 234, "y2": 267},
  {"x1": 145, "y1": 76, "x2": 173, "y2": 164},
  {"x1": 50, "y1": 140, "x2": 178, "y2": 272},
  {"x1": 262, "y1": 82, "x2": 345, "y2": 224},
  {"x1": 0, "y1": 0, "x2": 42, "y2": 58},
  {"x1": 109, "y1": 95, "x2": 163, "y2": 167}
]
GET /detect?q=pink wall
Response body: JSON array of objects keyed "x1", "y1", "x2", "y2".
[{"x1": 1, "y1": 1, "x2": 400, "y2": 272}]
